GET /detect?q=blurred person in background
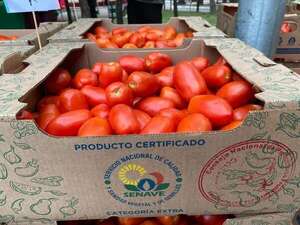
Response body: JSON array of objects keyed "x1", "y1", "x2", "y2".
[{"x1": 79, "y1": 0, "x2": 98, "y2": 18}]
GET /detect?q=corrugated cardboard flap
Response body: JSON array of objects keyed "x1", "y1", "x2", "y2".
[
  {"x1": 204, "y1": 38, "x2": 300, "y2": 109},
  {"x1": 0, "y1": 42, "x2": 85, "y2": 117}
]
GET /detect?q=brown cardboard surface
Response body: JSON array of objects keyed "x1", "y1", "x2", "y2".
[
  {"x1": 48, "y1": 17, "x2": 225, "y2": 44},
  {"x1": 1, "y1": 39, "x2": 300, "y2": 223},
  {"x1": 216, "y1": 3, "x2": 237, "y2": 37}
]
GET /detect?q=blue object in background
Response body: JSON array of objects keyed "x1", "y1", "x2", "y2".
[
  {"x1": 235, "y1": 0, "x2": 286, "y2": 58},
  {"x1": 3, "y1": 0, "x2": 60, "y2": 13}
]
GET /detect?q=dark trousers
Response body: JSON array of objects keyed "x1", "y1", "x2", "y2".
[
  {"x1": 88, "y1": 0, "x2": 98, "y2": 18},
  {"x1": 127, "y1": 0, "x2": 162, "y2": 24}
]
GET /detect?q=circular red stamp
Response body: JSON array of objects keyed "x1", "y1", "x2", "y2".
[{"x1": 199, "y1": 140, "x2": 296, "y2": 208}]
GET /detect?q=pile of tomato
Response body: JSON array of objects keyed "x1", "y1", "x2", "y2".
[
  {"x1": 0, "y1": 34, "x2": 17, "y2": 41},
  {"x1": 281, "y1": 22, "x2": 293, "y2": 33},
  {"x1": 85, "y1": 25, "x2": 194, "y2": 49},
  {"x1": 17, "y1": 52, "x2": 262, "y2": 136},
  {"x1": 58, "y1": 215, "x2": 231, "y2": 225}
]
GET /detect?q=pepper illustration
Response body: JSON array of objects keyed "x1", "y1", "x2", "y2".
[
  {"x1": 0, "y1": 163, "x2": 8, "y2": 180},
  {"x1": 276, "y1": 113, "x2": 300, "y2": 138},
  {"x1": 3, "y1": 145, "x2": 21, "y2": 165},
  {"x1": 30, "y1": 198, "x2": 57, "y2": 216},
  {"x1": 232, "y1": 191, "x2": 260, "y2": 207},
  {"x1": 10, "y1": 181, "x2": 42, "y2": 196},
  {"x1": 59, "y1": 197, "x2": 79, "y2": 218},
  {"x1": 0, "y1": 190, "x2": 6, "y2": 206},
  {"x1": 15, "y1": 159, "x2": 39, "y2": 177},
  {"x1": 31, "y1": 176, "x2": 63, "y2": 187},
  {"x1": 11, "y1": 198, "x2": 25, "y2": 214},
  {"x1": 45, "y1": 190, "x2": 67, "y2": 196},
  {"x1": 246, "y1": 152, "x2": 273, "y2": 169}
]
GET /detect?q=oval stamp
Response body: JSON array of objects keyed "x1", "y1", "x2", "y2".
[{"x1": 199, "y1": 140, "x2": 296, "y2": 208}]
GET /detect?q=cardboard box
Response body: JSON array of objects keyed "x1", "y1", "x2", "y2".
[
  {"x1": 279, "y1": 62, "x2": 300, "y2": 75},
  {"x1": 0, "y1": 45, "x2": 36, "y2": 75},
  {"x1": 1, "y1": 38, "x2": 300, "y2": 223},
  {"x1": 48, "y1": 17, "x2": 226, "y2": 44},
  {"x1": 0, "y1": 22, "x2": 67, "y2": 48}
]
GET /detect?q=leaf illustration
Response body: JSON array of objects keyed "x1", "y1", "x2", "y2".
[
  {"x1": 13, "y1": 141, "x2": 36, "y2": 151},
  {"x1": 0, "y1": 163, "x2": 8, "y2": 180},
  {"x1": 283, "y1": 187, "x2": 295, "y2": 197},
  {"x1": 45, "y1": 190, "x2": 67, "y2": 196},
  {"x1": 277, "y1": 203, "x2": 297, "y2": 213},
  {"x1": 124, "y1": 184, "x2": 139, "y2": 192},
  {"x1": 31, "y1": 176, "x2": 63, "y2": 186},
  {"x1": 10, "y1": 181, "x2": 42, "y2": 196},
  {"x1": 222, "y1": 169, "x2": 249, "y2": 180},
  {"x1": 250, "y1": 132, "x2": 268, "y2": 140},
  {"x1": 155, "y1": 183, "x2": 169, "y2": 191}
]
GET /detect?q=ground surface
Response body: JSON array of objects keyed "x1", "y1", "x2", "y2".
[{"x1": 162, "y1": 10, "x2": 217, "y2": 25}]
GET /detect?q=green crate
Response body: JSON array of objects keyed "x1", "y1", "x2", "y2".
[{"x1": 0, "y1": 1, "x2": 25, "y2": 29}]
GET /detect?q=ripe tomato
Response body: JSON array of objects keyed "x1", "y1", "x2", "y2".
[
  {"x1": 194, "y1": 215, "x2": 228, "y2": 225},
  {"x1": 36, "y1": 104, "x2": 60, "y2": 130},
  {"x1": 111, "y1": 34, "x2": 128, "y2": 48},
  {"x1": 158, "y1": 108, "x2": 185, "y2": 126},
  {"x1": 160, "y1": 86, "x2": 185, "y2": 109},
  {"x1": 215, "y1": 57, "x2": 228, "y2": 66},
  {"x1": 216, "y1": 80, "x2": 254, "y2": 108},
  {"x1": 191, "y1": 57, "x2": 210, "y2": 73},
  {"x1": 163, "y1": 26, "x2": 177, "y2": 40},
  {"x1": 129, "y1": 33, "x2": 146, "y2": 48},
  {"x1": 95, "y1": 26, "x2": 108, "y2": 35},
  {"x1": 201, "y1": 64, "x2": 232, "y2": 89},
  {"x1": 144, "y1": 41, "x2": 156, "y2": 48},
  {"x1": 86, "y1": 33, "x2": 96, "y2": 42},
  {"x1": 140, "y1": 116, "x2": 175, "y2": 134},
  {"x1": 122, "y1": 69, "x2": 128, "y2": 82},
  {"x1": 138, "y1": 26, "x2": 152, "y2": 33},
  {"x1": 146, "y1": 32, "x2": 160, "y2": 42},
  {"x1": 109, "y1": 104, "x2": 140, "y2": 134},
  {"x1": 133, "y1": 109, "x2": 151, "y2": 130},
  {"x1": 185, "y1": 31, "x2": 194, "y2": 38},
  {"x1": 112, "y1": 27, "x2": 128, "y2": 35},
  {"x1": 155, "y1": 40, "x2": 171, "y2": 48},
  {"x1": 37, "y1": 96, "x2": 60, "y2": 112},
  {"x1": 156, "y1": 66, "x2": 174, "y2": 87},
  {"x1": 78, "y1": 117, "x2": 112, "y2": 136},
  {"x1": 99, "y1": 62, "x2": 123, "y2": 87},
  {"x1": 174, "y1": 61, "x2": 207, "y2": 101},
  {"x1": 118, "y1": 218, "x2": 145, "y2": 225},
  {"x1": 81, "y1": 85, "x2": 107, "y2": 107},
  {"x1": 127, "y1": 71, "x2": 160, "y2": 97},
  {"x1": 105, "y1": 82, "x2": 134, "y2": 106},
  {"x1": 173, "y1": 33, "x2": 185, "y2": 47},
  {"x1": 46, "y1": 109, "x2": 91, "y2": 136},
  {"x1": 72, "y1": 69, "x2": 98, "y2": 89},
  {"x1": 157, "y1": 216, "x2": 180, "y2": 225},
  {"x1": 188, "y1": 95, "x2": 233, "y2": 127},
  {"x1": 139, "y1": 220, "x2": 160, "y2": 225},
  {"x1": 119, "y1": 55, "x2": 145, "y2": 74},
  {"x1": 122, "y1": 43, "x2": 138, "y2": 48},
  {"x1": 44, "y1": 68, "x2": 71, "y2": 94},
  {"x1": 16, "y1": 110, "x2": 34, "y2": 120},
  {"x1": 91, "y1": 104, "x2": 110, "y2": 119},
  {"x1": 221, "y1": 120, "x2": 242, "y2": 131},
  {"x1": 92, "y1": 62, "x2": 102, "y2": 74},
  {"x1": 144, "y1": 53, "x2": 172, "y2": 73},
  {"x1": 177, "y1": 113, "x2": 212, "y2": 133},
  {"x1": 96, "y1": 38, "x2": 117, "y2": 48},
  {"x1": 233, "y1": 104, "x2": 262, "y2": 121},
  {"x1": 281, "y1": 22, "x2": 292, "y2": 33},
  {"x1": 59, "y1": 89, "x2": 89, "y2": 112},
  {"x1": 137, "y1": 97, "x2": 175, "y2": 116}
]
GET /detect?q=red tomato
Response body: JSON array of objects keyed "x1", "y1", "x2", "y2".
[
  {"x1": 129, "y1": 33, "x2": 146, "y2": 48},
  {"x1": 109, "y1": 104, "x2": 140, "y2": 134},
  {"x1": 140, "y1": 220, "x2": 161, "y2": 225},
  {"x1": 138, "y1": 26, "x2": 152, "y2": 33},
  {"x1": 144, "y1": 41, "x2": 156, "y2": 48},
  {"x1": 221, "y1": 120, "x2": 242, "y2": 131},
  {"x1": 233, "y1": 104, "x2": 262, "y2": 121},
  {"x1": 177, "y1": 113, "x2": 212, "y2": 133},
  {"x1": 72, "y1": 69, "x2": 98, "y2": 89},
  {"x1": 86, "y1": 33, "x2": 96, "y2": 42},
  {"x1": 191, "y1": 57, "x2": 210, "y2": 72},
  {"x1": 194, "y1": 215, "x2": 228, "y2": 225},
  {"x1": 158, "y1": 108, "x2": 185, "y2": 126},
  {"x1": 111, "y1": 34, "x2": 130, "y2": 48},
  {"x1": 112, "y1": 27, "x2": 128, "y2": 35},
  {"x1": 157, "y1": 216, "x2": 180, "y2": 225},
  {"x1": 36, "y1": 104, "x2": 60, "y2": 130},
  {"x1": 37, "y1": 96, "x2": 60, "y2": 112},
  {"x1": 215, "y1": 57, "x2": 228, "y2": 66},
  {"x1": 216, "y1": 80, "x2": 254, "y2": 108},
  {"x1": 156, "y1": 66, "x2": 174, "y2": 87},
  {"x1": 174, "y1": 61, "x2": 208, "y2": 101},
  {"x1": 185, "y1": 31, "x2": 194, "y2": 38},
  {"x1": 281, "y1": 22, "x2": 292, "y2": 33},
  {"x1": 78, "y1": 117, "x2": 112, "y2": 136},
  {"x1": 119, "y1": 55, "x2": 145, "y2": 74},
  {"x1": 163, "y1": 26, "x2": 177, "y2": 40},
  {"x1": 46, "y1": 109, "x2": 91, "y2": 136},
  {"x1": 140, "y1": 116, "x2": 175, "y2": 134},
  {"x1": 81, "y1": 85, "x2": 107, "y2": 107},
  {"x1": 59, "y1": 89, "x2": 89, "y2": 112},
  {"x1": 122, "y1": 69, "x2": 128, "y2": 82},
  {"x1": 146, "y1": 32, "x2": 160, "y2": 42},
  {"x1": 155, "y1": 40, "x2": 171, "y2": 48},
  {"x1": 91, "y1": 104, "x2": 110, "y2": 119},
  {"x1": 133, "y1": 109, "x2": 151, "y2": 130},
  {"x1": 144, "y1": 53, "x2": 172, "y2": 73},
  {"x1": 16, "y1": 110, "x2": 34, "y2": 120},
  {"x1": 137, "y1": 97, "x2": 175, "y2": 116},
  {"x1": 96, "y1": 38, "x2": 118, "y2": 48},
  {"x1": 118, "y1": 218, "x2": 146, "y2": 225},
  {"x1": 105, "y1": 82, "x2": 134, "y2": 106},
  {"x1": 95, "y1": 26, "x2": 108, "y2": 35},
  {"x1": 127, "y1": 71, "x2": 160, "y2": 97},
  {"x1": 99, "y1": 62, "x2": 123, "y2": 87},
  {"x1": 173, "y1": 33, "x2": 185, "y2": 47},
  {"x1": 122, "y1": 43, "x2": 138, "y2": 48},
  {"x1": 44, "y1": 68, "x2": 72, "y2": 94},
  {"x1": 160, "y1": 86, "x2": 185, "y2": 109},
  {"x1": 188, "y1": 95, "x2": 233, "y2": 127},
  {"x1": 92, "y1": 62, "x2": 102, "y2": 74},
  {"x1": 201, "y1": 64, "x2": 232, "y2": 89}
]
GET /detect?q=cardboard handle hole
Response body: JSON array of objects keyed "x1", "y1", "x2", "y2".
[{"x1": 281, "y1": 21, "x2": 297, "y2": 33}]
